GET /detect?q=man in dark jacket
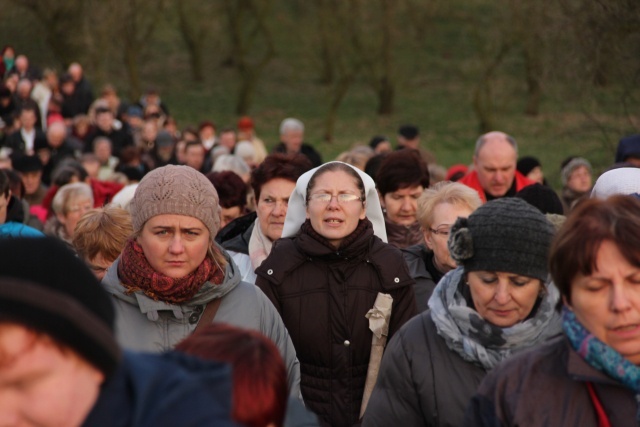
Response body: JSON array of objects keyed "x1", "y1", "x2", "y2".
[
  {"x1": 4, "y1": 104, "x2": 47, "y2": 157},
  {"x1": 272, "y1": 118, "x2": 322, "y2": 167},
  {"x1": 0, "y1": 238, "x2": 236, "y2": 427},
  {"x1": 84, "y1": 107, "x2": 134, "y2": 157}
]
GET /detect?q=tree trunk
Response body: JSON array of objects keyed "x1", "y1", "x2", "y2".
[
  {"x1": 316, "y1": 0, "x2": 334, "y2": 84},
  {"x1": 177, "y1": 0, "x2": 205, "y2": 82},
  {"x1": 377, "y1": 76, "x2": 394, "y2": 115},
  {"x1": 124, "y1": 45, "x2": 141, "y2": 100},
  {"x1": 472, "y1": 43, "x2": 510, "y2": 133},
  {"x1": 523, "y1": 46, "x2": 542, "y2": 116},
  {"x1": 236, "y1": 69, "x2": 258, "y2": 115},
  {"x1": 324, "y1": 75, "x2": 353, "y2": 142},
  {"x1": 376, "y1": 0, "x2": 394, "y2": 115}
]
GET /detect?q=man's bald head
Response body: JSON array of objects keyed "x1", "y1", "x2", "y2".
[
  {"x1": 473, "y1": 131, "x2": 518, "y2": 198},
  {"x1": 47, "y1": 122, "x2": 67, "y2": 148},
  {"x1": 68, "y1": 63, "x2": 83, "y2": 82}
]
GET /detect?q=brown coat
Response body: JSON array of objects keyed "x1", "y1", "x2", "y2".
[
  {"x1": 465, "y1": 335, "x2": 638, "y2": 426},
  {"x1": 256, "y1": 220, "x2": 417, "y2": 427}
]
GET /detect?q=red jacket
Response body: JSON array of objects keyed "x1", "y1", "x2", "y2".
[{"x1": 459, "y1": 170, "x2": 534, "y2": 203}]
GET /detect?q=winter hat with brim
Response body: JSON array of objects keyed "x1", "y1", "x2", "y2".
[
  {"x1": 130, "y1": 165, "x2": 221, "y2": 238},
  {"x1": 282, "y1": 161, "x2": 387, "y2": 242},
  {"x1": 0, "y1": 237, "x2": 121, "y2": 377},
  {"x1": 591, "y1": 167, "x2": 640, "y2": 199},
  {"x1": 448, "y1": 197, "x2": 554, "y2": 282}
]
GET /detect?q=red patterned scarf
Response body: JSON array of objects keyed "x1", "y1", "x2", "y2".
[{"x1": 118, "y1": 239, "x2": 224, "y2": 304}]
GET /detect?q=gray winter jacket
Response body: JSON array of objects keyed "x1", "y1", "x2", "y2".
[
  {"x1": 361, "y1": 309, "x2": 486, "y2": 427},
  {"x1": 102, "y1": 249, "x2": 301, "y2": 396}
]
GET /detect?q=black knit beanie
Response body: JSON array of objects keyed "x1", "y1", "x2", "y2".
[
  {"x1": 0, "y1": 238, "x2": 121, "y2": 377},
  {"x1": 516, "y1": 156, "x2": 541, "y2": 177},
  {"x1": 516, "y1": 183, "x2": 564, "y2": 215},
  {"x1": 448, "y1": 197, "x2": 554, "y2": 281}
]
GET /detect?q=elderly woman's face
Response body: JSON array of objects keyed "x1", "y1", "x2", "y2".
[
  {"x1": 569, "y1": 240, "x2": 640, "y2": 364},
  {"x1": 306, "y1": 170, "x2": 365, "y2": 249},
  {"x1": 567, "y1": 165, "x2": 592, "y2": 193},
  {"x1": 382, "y1": 185, "x2": 424, "y2": 226},
  {"x1": 60, "y1": 196, "x2": 92, "y2": 238},
  {"x1": 257, "y1": 178, "x2": 296, "y2": 242},
  {"x1": 467, "y1": 271, "x2": 542, "y2": 327},
  {"x1": 424, "y1": 202, "x2": 473, "y2": 273},
  {"x1": 137, "y1": 214, "x2": 210, "y2": 279}
]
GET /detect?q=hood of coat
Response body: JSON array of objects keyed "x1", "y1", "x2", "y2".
[{"x1": 102, "y1": 243, "x2": 242, "y2": 311}]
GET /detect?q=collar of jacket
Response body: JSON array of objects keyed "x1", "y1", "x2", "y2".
[
  {"x1": 402, "y1": 243, "x2": 435, "y2": 281},
  {"x1": 565, "y1": 337, "x2": 626, "y2": 387},
  {"x1": 258, "y1": 223, "x2": 414, "y2": 291}
]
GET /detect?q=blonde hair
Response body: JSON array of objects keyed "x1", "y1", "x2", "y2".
[
  {"x1": 52, "y1": 183, "x2": 94, "y2": 216},
  {"x1": 72, "y1": 205, "x2": 133, "y2": 262},
  {"x1": 416, "y1": 181, "x2": 482, "y2": 229}
]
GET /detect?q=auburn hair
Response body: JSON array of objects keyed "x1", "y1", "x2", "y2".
[
  {"x1": 176, "y1": 323, "x2": 288, "y2": 427},
  {"x1": 549, "y1": 195, "x2": 640, "y2": 307}
]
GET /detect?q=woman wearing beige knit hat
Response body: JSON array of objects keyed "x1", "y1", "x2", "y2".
[{"x1": 101, "y1": 165, "x2": 301, "y2": 396}]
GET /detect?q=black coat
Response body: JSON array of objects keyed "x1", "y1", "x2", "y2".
[
  {"x1": 273, "y1": 142, "x2": 323, "y2": 167},
  {"x1": 362, "y1": 311, "x2": 487, "y2": 427},
  {"x1": 4, "y1": 128, "x2": 47, "y2": 156},
  {"x1": 401, "y1": 244, "x2": 442, "y2": 313},
  {"x1": 84, "y1": 127, "x2": 134, "y2": 157},
  {"x1": 256, "y1": 220, "x2": 416, "y2": 427}
]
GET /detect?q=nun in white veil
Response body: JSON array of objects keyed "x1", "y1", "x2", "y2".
[{"x1": 255, "y1": 161, "x2": 416, "y2": 427}]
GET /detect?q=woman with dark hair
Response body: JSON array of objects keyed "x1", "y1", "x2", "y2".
[
  {"x1": 375, "y1": 149, "x2": 430, "y2": 248},
  {"x1": 177, "y1": 323, "x2": 289, "y2": 427},
  {"x1": 256, "y1": 161, "x2": 416, "y2": 427},
  {"x1": 206, "y1": 171, "x2": 248, "y2": 229},
  {"x1": 466, "y1": 195, "x2": 640, "y2": 426},
  {"x1": 217, "y1": 153, "x2": 312, "y2": 283},
  {"x1": 363, "y1": 198, "x2": 560, "y2": 427}
]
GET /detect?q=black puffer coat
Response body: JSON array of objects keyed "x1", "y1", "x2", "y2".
[{"x1": 256, "y1": 219, "x2": 417, "y2": 427}]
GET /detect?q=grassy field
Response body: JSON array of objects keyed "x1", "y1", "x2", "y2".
[{"x1": 2, "y1": 0, "x2": 638, "y2": 189}]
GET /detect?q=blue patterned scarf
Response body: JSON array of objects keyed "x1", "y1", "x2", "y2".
[{"x1": 562, "y1": 306, "x2": 640, "y2": 393}]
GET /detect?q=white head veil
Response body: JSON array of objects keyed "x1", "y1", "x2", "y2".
[
  {"x1": 281, "y1": 161, "x2": 388, "y2": 242},
  {"x1": 591, "y1": 167, "x2": 640, "y2": 199}
]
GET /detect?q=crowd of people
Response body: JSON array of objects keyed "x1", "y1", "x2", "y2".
[{"x1": 2, "y1": 47, "x2": 640, "y2": 426}]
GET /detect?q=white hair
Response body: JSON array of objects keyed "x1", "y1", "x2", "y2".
[
  {"x1": 234, "y1": 140, "x2": 256, "y2": 163},
  {"x1": 52, "y1": 182, "x2": 94, "y2": 215},
  {"x1": 212, "y1": 154, "x2": 250, "y2": 177},
  {"x1": 279, "y1": 118, "x2": 304, "y2": 135}
]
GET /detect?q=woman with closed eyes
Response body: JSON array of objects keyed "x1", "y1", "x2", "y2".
[
  {"x1": 362, "y1": 197, "x2": 561, "y2": 427},
  {"x1": 466, "y1": 195, "x2": 640, "y2": 426}
]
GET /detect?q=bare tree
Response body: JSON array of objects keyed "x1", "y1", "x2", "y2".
[
  {"x1": 10, "y1": 0, "x2": 88, "y2": 67},
  {"x1": 175, "y1": 0, "x2": 220, "y2": 82},
  {"x1": 110, "y1": 0, "x2": 167, "y2": 99},
  {"x1": 223, "y1": 0, "x2": 275, "y2": 115}
]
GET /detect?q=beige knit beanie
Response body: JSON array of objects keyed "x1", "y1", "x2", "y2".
[{"x1": 130, "y1": 165, "x2": 221, "y2": 238}]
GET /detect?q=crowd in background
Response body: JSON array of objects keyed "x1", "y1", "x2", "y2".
[{"x1": 3, "y1": 45, "x2": 640, "y2": 427}]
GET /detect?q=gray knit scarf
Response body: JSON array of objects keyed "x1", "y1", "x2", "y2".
[{"x1": 428, "y1": 267, "x2": 561, "y2": 370}]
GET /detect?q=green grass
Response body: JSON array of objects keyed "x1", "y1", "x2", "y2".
[{"x1": 1, "y1": 0, "x2": 637, "y2": 189}]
